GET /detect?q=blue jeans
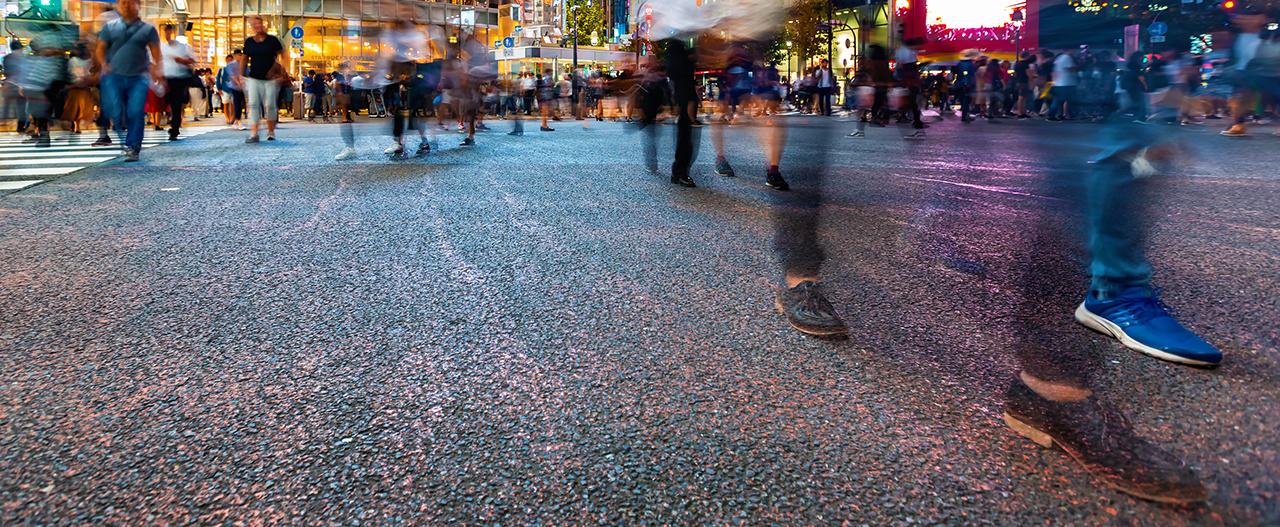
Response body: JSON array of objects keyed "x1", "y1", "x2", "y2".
[
  {"x1": 1049, "y1": 85, "x2": 1076, "y2": 119},
  {"x1": 1086, "y1": 116, "x2": 1161, "y2": 297},
  {"x1": 100, "y1": 74, "x2": 150, "y2": 152}
]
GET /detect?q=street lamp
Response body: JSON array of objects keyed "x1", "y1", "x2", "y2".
[
  {"x1": 786, "y1": 40, "x2": 793, "y2": 83},
  {"x1": 1010, "y1": 8, "x2": 1024, "y2": 58}
]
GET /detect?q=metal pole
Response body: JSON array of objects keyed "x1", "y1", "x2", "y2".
[
  {"x1": 827, "y1": 0, "x2": 833, "y2": 67},
  {"x1": 572, "y1": 6, "x2": 579, "y2": 109}
]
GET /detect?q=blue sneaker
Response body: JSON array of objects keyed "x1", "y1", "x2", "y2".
[{"x1": 1074, "y1": 287, "x2": 1222, "y2": 366}]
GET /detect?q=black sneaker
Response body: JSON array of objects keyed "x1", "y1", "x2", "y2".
[
  {"x1": 460, "y1": 137, "x2": 475, "y2": 146},
  {"x1": 714, "y1": 158, "x2": 736, "y2": 177},
  {"x1": 671, "y1": 173, "x2": 696, "y2": 187},
  {"x1": 507, "y1": 131, "x2": 523, "y2": 136},
  {"x1": 245, "y1": 135, "x2": 260, "y2": 143},
  {"x1": 766, "y1": 171, "x2": 790, "y2": 191},
  {"x1": 168, "y1": 134, "x2": 179, "y2": 141},
  {"x1": 416, "y1": 142, "x2": 431, "y2": 156},
  {"x1": 1003, "y1": 380, "x2": 1207, "y2": 504},
  {"x1": 123, "y1": 149, "x2": 140, "y2": 162},
  {"x1": 92, "y1": 137, "x2": 113, "y2": 147},
  {"x1": 541, "y1": 126, "x2": 555, "y2": 131},
  {"x1": 775, "y1": 281, "x2": 847, "y2": 336}
]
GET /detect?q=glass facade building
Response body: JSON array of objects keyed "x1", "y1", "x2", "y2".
[{"x1": 3, "y1": 0, "x2": 500, "y2": 75}]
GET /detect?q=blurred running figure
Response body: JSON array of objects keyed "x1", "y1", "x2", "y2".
[
  {"x1": 706, "y1": 42, "x2": 790, "y2": 190},
  {"x1": 216, "y1": 52, "x2": 244, "y2": 129},
  {"x1": 379, "y1": 16, "x2": 432, "y2": 157},
  {"x1": 160, "y1": 23, "x2": 196, "y2": 141},
  {"x1": 1004, "y1": 105, "x2": 1221, "y2": 504},
  {"x1": 241, "y1": 16, "x2": 286, "y2": 143},
  {"x1": 95, "y1": 0, "x2": 162, "y2": 162}
]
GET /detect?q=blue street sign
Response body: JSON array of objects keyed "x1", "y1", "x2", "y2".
[
  {"x1": 503, "y1": 37, "x2": 515, "y2": 48},
  {"x1": 290, "y1": 26, "x2": 304, "y2": 39},
  {"x1": 1148, "y1": 22, "x2": 1168, "y2": 36}
]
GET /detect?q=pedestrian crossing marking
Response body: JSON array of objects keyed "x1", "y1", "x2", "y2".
[
  {"x1": 0, "y1": 127, "x2": 227, "y2": 187},
  {"x1": 2, "y1": 157, "x2": 120, "y2": 166},
  {"x1": 0, "y1": 180, "x2": 44, "y2": 190},
  {"x1": 0, "y1": 167, "x2": 81, "y2": 177},
  {"x1": 0, "y1": 140, "x2": 166, "y2": 147},
  {"x1": 0, "y1": 149, "x2": 152, "y2": 158}
]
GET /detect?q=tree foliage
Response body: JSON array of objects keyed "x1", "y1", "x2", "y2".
[
  {"x1": 785, "y1": 0, "x2": 832, "y2": 67},
  {"x1": 567, "y1": 0, "x2": 606, "y2": 45},
  {"x1": 744, "y1": 30, "x2": 787, "y2": 67}
]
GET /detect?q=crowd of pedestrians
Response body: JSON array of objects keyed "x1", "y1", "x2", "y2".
[
  {"x1": 0, "y1": 3, "x2": 297, "y2": 159},
  {"x1": 2, "y1": 0, "x2": 1276, "y2": 509}
]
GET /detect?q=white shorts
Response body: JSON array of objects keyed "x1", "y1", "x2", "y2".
[{"x1": 221, "y1": 91, "x2": 234, "y2": 105}]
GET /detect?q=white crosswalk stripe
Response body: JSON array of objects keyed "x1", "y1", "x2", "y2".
[{"x1": 0, "y1": 126, "x2": 226, "y2": 193}]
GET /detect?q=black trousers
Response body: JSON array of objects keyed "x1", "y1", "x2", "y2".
[
  {"x1": 164, "y1": 77, "x2": 190, "y2": 137},
  {"x1": 817, "y1": 87, "x2": 833, "y2": 115},
  {"x1": 231, "y1": 89, "x2": 246, "y2": 121},
  {"x1": 672, "y1": 97, "x2": 697, "y2": 177},
  {"x1": 906, "y1": 85, "x2": 923, "y2": 127},
  {"x1": 772, "y1": 118, "x2": 828, "y2": 280}
]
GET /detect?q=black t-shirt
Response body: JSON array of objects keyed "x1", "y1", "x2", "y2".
[
  {"x1": 242, "y1": 35, "x2": 283, "y2": 80},
  {"x1": 1014, "y1": 59, "x2": 1031, "y2": 83}
]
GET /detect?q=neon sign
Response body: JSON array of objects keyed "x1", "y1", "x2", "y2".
[{"x1": 1075, "y1": 0, "x2": 1102, "y2": 12}]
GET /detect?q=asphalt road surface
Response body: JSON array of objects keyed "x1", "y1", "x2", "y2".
[{"x1": 2, "y1": 115, "x2": 1277, "y2": 525}]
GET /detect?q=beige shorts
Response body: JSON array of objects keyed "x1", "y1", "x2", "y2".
[{"x1": 220, "y1": 91, "x2": 234, "y2": 105}]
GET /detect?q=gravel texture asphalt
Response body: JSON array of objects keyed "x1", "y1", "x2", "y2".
[{"x1": 1, "y1": 115, "x2": 1277, "y2": 526}]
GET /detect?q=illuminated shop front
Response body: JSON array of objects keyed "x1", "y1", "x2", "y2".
[
  {"x1": 5, "y1": 0, "x2": 501, "y2": 75},
  {"x1": 178, "y1": 0, "x2": 501, "y2": 76},
  {"x1": 899, "y1": 0, "x2": 1040, "y2": 61}
]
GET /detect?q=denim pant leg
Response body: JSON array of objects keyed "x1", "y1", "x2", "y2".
[
  {"x1": 1087, "y1": 118, "x2": 1158, "y2": 297},
  {"x1": 122, "y1": 76, "x2": 150, "y2": 151},
  {"x1": 99, "y1": 75, "x2": 120, "y2": 141}
]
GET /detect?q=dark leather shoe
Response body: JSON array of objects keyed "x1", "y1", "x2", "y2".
[
  {"x1": 1003, "y1": 380, "x2": 1207, "y2": 504},
  {"x1": 775, "y1": 281, "x2": 847, "y2": 336},
  {"x1": 670, "y1": 173, "x2": 696, "y2": 187}
]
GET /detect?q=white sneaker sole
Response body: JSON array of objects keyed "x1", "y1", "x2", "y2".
[{"x1": 1073, "y1": 302, "x2": 1214, "y2": 366}]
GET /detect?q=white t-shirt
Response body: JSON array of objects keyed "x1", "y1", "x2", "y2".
[
  {"x1": 1053, "y1": 53, "x2": 1078, "y2": 87},
  {"x1": 1234, "y1": 33, "x2": 1262, "y2": 71},
  {"x1": 160, "y1": 40, "x2": 195, "y2": 78},
  {"x1": 817, "y1": 67, "x2": 833, "y2": 88},
  {"x1": 895, "y1": 46, "x2": 917, "y2": 66}
]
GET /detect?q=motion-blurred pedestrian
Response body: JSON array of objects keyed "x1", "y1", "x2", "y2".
[
  {"x1": 95, "y1": 0, "x2": 161, "y2": 161},
  {"x1": 241, "y1": 16, "x2": 285, "y2": 143},
  {"x1": 160, "y1": 23, "x2": 196, "y2": 140}
]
